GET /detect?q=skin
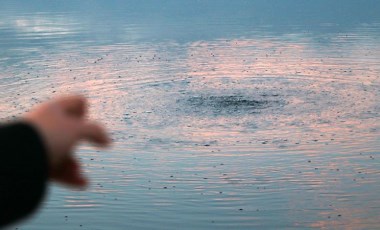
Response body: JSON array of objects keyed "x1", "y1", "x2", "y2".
[{"x1": 24, "y1": 95, "x2": 111, "y2": 188}]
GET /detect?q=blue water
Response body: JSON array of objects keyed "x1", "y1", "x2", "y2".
[{"x1": 0, "y1": 1, "x2": 379, "y2": 229}]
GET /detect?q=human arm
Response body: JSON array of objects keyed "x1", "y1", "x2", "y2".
[
  {"x1": 0, "y1": 95, "x2": 110, "y2": 227},
  {"x1": 0, "y1": 122, "x2": 48, "y2": 226}
]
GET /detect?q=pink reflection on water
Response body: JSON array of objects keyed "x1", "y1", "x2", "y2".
[
  {"x1": 184, "y1": 38, "x2": 378, "y2": 143},
  {"x1": 186, "y1": 38, "x2": 378, "y2": 86},
  {"x1": 1, "y1": 36, "x2": 377, "y2": 229}
]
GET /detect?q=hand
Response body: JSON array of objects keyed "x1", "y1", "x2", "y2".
[{"x1": 24, "y1": 95, "x2": 111, "y2": 188}]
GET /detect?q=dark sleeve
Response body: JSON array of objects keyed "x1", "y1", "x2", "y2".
[{"x1": 0, "y1": 122, "x2": 49, "y2": 227}]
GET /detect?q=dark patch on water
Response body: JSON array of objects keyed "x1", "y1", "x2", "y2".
[{"x1": 181, "y1": 95, "x2": 282, "y2": 116}]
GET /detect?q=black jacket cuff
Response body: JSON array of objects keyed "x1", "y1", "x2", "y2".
[{"x1": 0, "y1": 122, "x2": 49, "y2": 227}]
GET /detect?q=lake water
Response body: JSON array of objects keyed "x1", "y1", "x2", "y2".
[{"x1": 1, "y1": 1, "x2": 379, "y2": 229}]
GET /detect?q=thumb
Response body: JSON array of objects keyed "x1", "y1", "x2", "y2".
[{"x1": 50, "y1": 156, "x2": 88, "y2": 188}]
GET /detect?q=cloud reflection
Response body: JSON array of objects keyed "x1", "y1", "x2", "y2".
[{"x1": 13, "y1": 17, "x2": 77, "y2": 35}]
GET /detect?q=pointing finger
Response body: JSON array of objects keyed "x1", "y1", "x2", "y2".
[{"x1": 80, "y1": 122, "x2": 111, "y2": 147}]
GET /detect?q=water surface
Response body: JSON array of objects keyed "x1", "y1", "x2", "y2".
[{"x1": 0, "y1": 1, "x2": 379, "y2": 229}]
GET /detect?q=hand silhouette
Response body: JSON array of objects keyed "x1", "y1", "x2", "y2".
[{"x1": 24, "y1": 95, "x2": 110, "y2": 188}]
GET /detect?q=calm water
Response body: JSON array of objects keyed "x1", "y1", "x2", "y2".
[{"x1": 1, "y1": 1, "x2": 379, "y2": 229}]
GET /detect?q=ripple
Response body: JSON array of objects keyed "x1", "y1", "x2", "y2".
[{"x1": 184, "y1": 95, "x2": 280, "y2": 115}]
